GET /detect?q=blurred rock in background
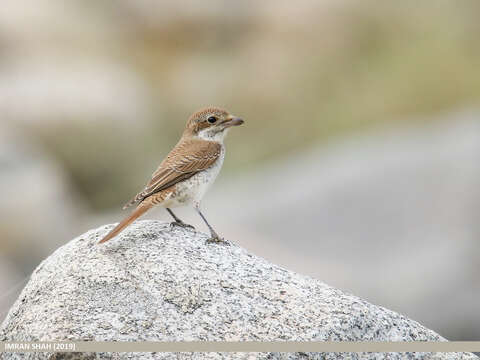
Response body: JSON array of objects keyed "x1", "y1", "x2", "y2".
[
  {"x1": 1, "y1": 0, "x2": 479, "y2": 340},
  {"x1": 0, "y1": 123, "x2": 87, "y2": 256}
]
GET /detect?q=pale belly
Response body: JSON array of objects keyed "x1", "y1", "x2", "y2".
[{"x1": 161, "y1": 148, "x2": 225, "y2": 208}]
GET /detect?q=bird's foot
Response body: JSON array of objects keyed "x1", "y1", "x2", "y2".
[
  {"x1": 170, "y1": 221, "x2": 195, "y2": 230},
  {"x1": 205, "y1": 235, "x2": 230, "y2": 245}
]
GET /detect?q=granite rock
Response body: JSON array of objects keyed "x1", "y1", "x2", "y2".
[{"x1": 1, "y1": 220, "x2": 476, "y2": 360}]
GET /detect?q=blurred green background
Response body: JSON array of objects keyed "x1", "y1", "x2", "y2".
[{"x1": 1, "y1": 0, "x2": 479, "y2": 341}]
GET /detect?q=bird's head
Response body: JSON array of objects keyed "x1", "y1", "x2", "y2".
[{"x1": 184, "y1": 106, "x2": 244, "y2": 142}]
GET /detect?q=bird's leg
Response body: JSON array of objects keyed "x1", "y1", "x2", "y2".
[
  {"x1": 194, "y1": 204, "x2": 228, "y2": 245},
  {"x1": 166, "y1": 208, "x2": 194, "y2": 229}
]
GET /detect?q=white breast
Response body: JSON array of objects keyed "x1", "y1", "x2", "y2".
[{"x1": 169, "y1": 146, "x2": 225, "y2": 207}]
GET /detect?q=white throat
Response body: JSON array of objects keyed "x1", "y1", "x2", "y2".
[{"x1": 196, "y1": 127, "x2": 229, "y2": 143}]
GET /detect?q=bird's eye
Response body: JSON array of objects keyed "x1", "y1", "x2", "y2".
[{"x1": 207, "y1": 116, "x2": 217, "y2": 124}]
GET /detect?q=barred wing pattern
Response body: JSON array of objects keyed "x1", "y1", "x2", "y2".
[{"x1": 123, "y1": 138, "x2": 222, "y2": 209}]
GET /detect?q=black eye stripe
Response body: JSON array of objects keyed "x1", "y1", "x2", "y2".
[{"x1": 207, "y1": 116, "x2": 217, "y2": 123}]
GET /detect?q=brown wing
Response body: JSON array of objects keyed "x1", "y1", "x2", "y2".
[{"x1": 123, "y1": 138, "x2": 222, "y2": 209}]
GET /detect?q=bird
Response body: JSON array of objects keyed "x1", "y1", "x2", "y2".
[{"x1": 98, "y1": 106, "x2": 244, "y2": 244}]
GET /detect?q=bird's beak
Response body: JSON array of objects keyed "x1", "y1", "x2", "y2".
[{"x1": 221, "y1": 116, "x2": 244, "y2": 128}]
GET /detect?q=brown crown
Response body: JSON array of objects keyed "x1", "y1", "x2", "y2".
[{"x1": 185, "y1": 106, "x2": 230, "y2": 134}]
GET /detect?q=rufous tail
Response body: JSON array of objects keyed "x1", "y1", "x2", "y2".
[{"x1": 98, "y1": 202, "x2": 153, "y2": 244}]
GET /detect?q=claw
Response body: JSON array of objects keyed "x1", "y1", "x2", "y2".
[
  {"x1": 170, "y1": 221, "x2": 195, "y2": 230},
  {"x1": 205, "y1": 235, "x2": 230, "y2": 245}
]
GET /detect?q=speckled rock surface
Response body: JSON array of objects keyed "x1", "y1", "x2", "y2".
[{"x1": 1, "y1": 220, "x2": 476, "y2": 360}]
